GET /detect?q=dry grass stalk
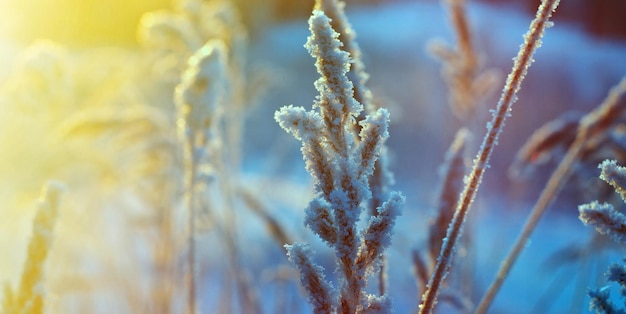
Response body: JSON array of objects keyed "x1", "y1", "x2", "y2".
[
  {"x1": 4, "y1": 182, "x2": 63, "y2": 314},
  {"x1": 508, "y1": 111, "x2": 582, "y2": 180},
  {"x1": 429, "y1": 0, "x2": 499, "y2": 120},
  {"x1": 175, "y1": 39, "x2": 228, "y2": 314},
  {"x1": 238, "y1": 187, "x2": 292, "y2": 250},
  {"x1": 427, "y1": 128, "x2": 469, "y2": 267}
]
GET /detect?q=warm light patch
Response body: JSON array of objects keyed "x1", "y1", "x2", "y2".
[{"x1": 0, "y1": 0, "x2": 171, "y2": 46}]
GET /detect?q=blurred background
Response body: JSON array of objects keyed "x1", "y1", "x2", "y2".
[
  {"x1": 0, "y1": 0, "x2": 625, "y2": 46},
  {"x1": 1, "y1": 0, "x2": 626, "y2": 313}
]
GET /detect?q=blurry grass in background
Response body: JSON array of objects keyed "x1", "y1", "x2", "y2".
[
  {"x1": 0, "y1": 0, "x2": 427, "y2": 47},
  {"x1": 0, "y1": 0, "x2": 625, "y2": 48}
]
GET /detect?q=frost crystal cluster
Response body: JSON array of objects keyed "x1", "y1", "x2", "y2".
[{"x1": 579, "y1": 159, "x2": 626, "y2": 313}]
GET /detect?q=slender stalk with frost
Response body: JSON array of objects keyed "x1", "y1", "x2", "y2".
[
  {"x1": 418, "y1": 0, "x2": 560, "y2": 312},
  {"x1": 4, "y1": 181, "x2": 63, "y2": 314},
  {"x1": 175, "y1": 40, "x2": 228, "y2": 314}
]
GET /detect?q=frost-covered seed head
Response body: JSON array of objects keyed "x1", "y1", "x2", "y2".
[
  {"x1": 175, "y1": 40, "x2": 228, "y2": 138},
  {"x1": 599, "y1": 160, "x2": 626, "y2": 202}
]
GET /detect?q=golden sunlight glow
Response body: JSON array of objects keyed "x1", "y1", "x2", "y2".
[{"x1": 0, "y1": 0, "x2": 171, "y2": 46}]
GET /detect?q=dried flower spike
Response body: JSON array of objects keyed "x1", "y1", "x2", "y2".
[{"x1": 5, "y1": 182, "x2": 63, "y2": 314}]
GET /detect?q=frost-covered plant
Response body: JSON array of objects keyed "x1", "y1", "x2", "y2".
[
  {"x1": 140, "y1": 0, "x2": 252, "y2": 171},
  {"x1": 579, "y1": 160, "x2": 626, "y2": 244},
  {"x1": 3, "y1": 182, "x2": 63, "y2": 314},
  {"x1": 275, "y1": 9, "x2": 404, "y2": 313},
  {"x1": 413, "y1": 128, "x2": 471, "y2": 311},
  {"x1": 141, "y1": 1, "x2": 265, "y2": 312},
  {"x1": 587, "y1": 261, "x2": 626, "y2": 314},
  {"x1": 579, "y1": 160, "x2": 626, "y2": 313},
  {"x1": 175, "y1": 39, "x2": 228, "y2": 313},
  {"x1": 427, "y1": 128, "x2": 470, "y2": 269},
  {"x1": 176, "y1": 40, "x2": 228, "y2": 161},
  {"x1": 139, "y1": 0, "x2": 247, "y2": 71},
  {"x1": 314, "y1": 0, "x2": 396, "y2": 295},
  {"x1": 175, "y1": 37, "x2": 261, "y2": 314},
  {"x1": 314, "y1": 0, "x2": 373, "y2": 112}
]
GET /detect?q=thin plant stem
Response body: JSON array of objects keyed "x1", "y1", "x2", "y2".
[
  {"x1": 154, "y1": 198, "x2": 175, "y2": 313},
  {"x1": 184, "y1": 136, "x2": 198, "y2": 314},
  {"x1": 448, "y1": 0, "x2": 475, "y2": 68},
  {"x1": 418, "y1": 0, "x2": 560, "y2": 312},
  {"x1": 220, "y1": 176, "x2": 261, "y2": 314},
  {"x1": 379, "y1": 256, "x2": 387, "y2": 296}
]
